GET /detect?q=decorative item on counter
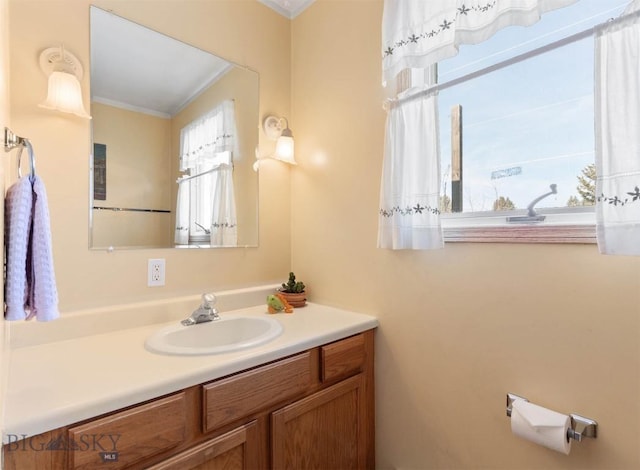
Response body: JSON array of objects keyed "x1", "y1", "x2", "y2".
[
  {"x1": 278, "y1": 271, "x2": 307, "y2": 308},
  {"x1": 267, "y1": 293, "x2": 293, "y2": 314}
]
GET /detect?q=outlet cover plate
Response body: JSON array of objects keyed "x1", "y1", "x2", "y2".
[{"x1": 148, "y1": 259, "x2": 165, "y2": 287}]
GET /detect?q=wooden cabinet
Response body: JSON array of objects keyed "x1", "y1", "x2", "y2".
[{"x1": 3, "y1": 330, "x2": 375, "y2": 469}]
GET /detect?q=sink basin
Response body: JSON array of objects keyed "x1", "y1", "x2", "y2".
[{"x1": 145, "y1": 315, "x2": 283, "y2": 356}]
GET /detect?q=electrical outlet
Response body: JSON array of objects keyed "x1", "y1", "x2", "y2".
[{"x1": 148, "y1": 259, "x2": 165, "y2": 287}]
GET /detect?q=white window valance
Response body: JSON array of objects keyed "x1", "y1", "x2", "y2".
[
  {"x1": 382, "y1": 0, "x2": 578, "y2": 88},
  {"x1": 179, "y1": 99, "x2": 238, "y2": 171}
]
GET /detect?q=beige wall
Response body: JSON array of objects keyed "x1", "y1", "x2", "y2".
[
  {"x1": 91, "y1": 102, "x2": 172, "y2": 248},
  {"x1": 291, "y1": 1, "x2": 640, "y2": 469},
  {"x1": 8, "y1": 0, "x2": 292, "y2": 311}
]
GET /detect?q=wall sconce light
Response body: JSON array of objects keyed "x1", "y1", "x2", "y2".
[
  {"x1": 253, "y1": 115, "x2": 296, "y2": 171},
  {"x1": 38, "y1": 45, "x2": 91, "y2": 119}
]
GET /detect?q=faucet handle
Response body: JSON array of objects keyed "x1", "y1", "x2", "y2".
[{"x1": 201, "y1": 293, "x2": 217, "y2": 309}]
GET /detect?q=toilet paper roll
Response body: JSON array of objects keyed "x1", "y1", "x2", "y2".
[{"x1": 511, "y1": 400, "x2": 571, "y2": 455}]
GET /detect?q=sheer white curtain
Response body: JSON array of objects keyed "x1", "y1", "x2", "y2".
[
  {"x1": 174, "y1": 181, "x2": 190, "y2": 245},
  {"x1": 379, "y1": 0, "x2": 580, "y2": 250},
  {"x1": 174, "y1": 100, "x2": 238, "y2": 246},
  {"x1": 209, "y1": 165, "x2": 237, "y2": 246},
  {"x1": 595, "y1": 7, "x2": 640, "y2": 255},
  {"x1": 378, "y1": 92, "x2": 443, "y2": 249}
]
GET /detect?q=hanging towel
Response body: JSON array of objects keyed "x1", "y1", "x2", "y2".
[
  {"x1": 28, "y1": 175, "x2": 59, "y2": 320},
  {"x1": 4, "y1": 175, "x2": 59, "y2": 321},
  {"x1": 5, "y1": 177, "x2": 34, "y2": 320}
]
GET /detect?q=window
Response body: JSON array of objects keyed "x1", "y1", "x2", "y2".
[
  {"x1": 187, "y1": 150, "x2": 233, "y2": 243},
  {"x1": 175, "y1": 100, "x2": 238, "y2": 246},
  {"x1": 433, "y1": 0, "x2": 629, "y2": 242}
]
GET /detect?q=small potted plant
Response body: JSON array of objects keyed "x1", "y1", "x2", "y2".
[{"x1": 278, "y1": 272, "x2": 307, "y2": 308}]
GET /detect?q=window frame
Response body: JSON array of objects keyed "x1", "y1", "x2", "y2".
[{"x1": 428, "y1": 4, "x2": 621, "y2": 244}]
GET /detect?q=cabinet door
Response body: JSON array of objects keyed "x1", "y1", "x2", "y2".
[
  {"x1": 271, "y1": 374, "x2": 368, "y2": 470},
  {"x1": 147, "y1": 421, "x2": 259, "y2": 470}
]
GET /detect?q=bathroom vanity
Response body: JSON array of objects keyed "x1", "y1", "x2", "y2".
[{"x1": 2, "y1": 294, "x2": 377, "y2": 469}]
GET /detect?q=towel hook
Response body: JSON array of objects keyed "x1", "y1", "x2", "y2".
[
  {"x1": 14, "y1": 139, "x2": 36, "y2": 179},
  {"x1": 23, "y1": 139, "x2": 36, "y2": 178},
  {"x1": 4, "y1": 127, "x2": 36, "y2": 178},
  {"x1": 4, "y1": 127, "x2": 25, "y2": 152}
]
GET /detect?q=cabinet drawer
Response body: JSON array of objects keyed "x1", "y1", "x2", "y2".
[
  {"x1": 147, "y1": 420, "x2": 258, "y2": 470},
  {"x1": 203, "y1": 351, "x2": 313, "y2": 432},
  {"x1": 67, "y1": 392, "x2": 187, "y2": 470},
  {"x1": 321, "y1": 334, "x2": 366, "y2": 382}
]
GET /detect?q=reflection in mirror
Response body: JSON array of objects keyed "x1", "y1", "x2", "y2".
[{"x1": 89, "y1": 6, "x2": 259, "y2": 249}]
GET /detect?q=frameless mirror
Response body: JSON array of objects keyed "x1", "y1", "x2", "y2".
[{"x1": 89, "y1": 6, "x2": 259, "y2": 249}]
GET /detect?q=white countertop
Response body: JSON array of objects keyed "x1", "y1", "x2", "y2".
[{"x1": 3, "y1": 300, "x2": 378, "y2": 441}]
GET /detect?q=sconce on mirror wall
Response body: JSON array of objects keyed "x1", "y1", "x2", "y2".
[
  {"x1": 253, "y1": 115, "x2": 296, "y2": 171},
  {"x1": 39, "y1": 45, "x2": 91, "y2": 119}
]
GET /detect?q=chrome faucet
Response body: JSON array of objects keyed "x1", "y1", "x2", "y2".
[{"x1": 181, "y1": 293, "x2": 219, "y2": 326}]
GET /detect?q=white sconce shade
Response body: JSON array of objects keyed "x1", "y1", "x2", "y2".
[
  {"x1": 39, "y1": 71, "x2": 91, "y2": 118},
  {"x1": 38, "y1": 46, "x2": 91, "y2": 119},
  {"x1": 275, "y1": 133, "x2": 295, "y2": 164},
  {"x1": 255, "y1": 115, "x2": 296, "y2": 170}
]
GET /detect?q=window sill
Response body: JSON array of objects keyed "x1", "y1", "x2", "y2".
[
  {"x1": 443, "y1": 224, "x2": 595, "y2": 243},
  {"x1": 441, "y1": 209, "x2": 596, "y2": 243}
]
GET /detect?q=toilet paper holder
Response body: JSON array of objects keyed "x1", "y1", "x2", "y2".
[{"x1": 506, "y1": 393, "x2": 598, "y2": 442}]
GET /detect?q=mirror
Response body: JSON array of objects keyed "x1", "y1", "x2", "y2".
[{"x1": 89, "y1": 6, "x2": 259, "y2": 249}]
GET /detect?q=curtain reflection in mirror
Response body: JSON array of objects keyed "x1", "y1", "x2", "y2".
[{"x1": 175, "y1": 100, "x2": 238, "y2": 246}]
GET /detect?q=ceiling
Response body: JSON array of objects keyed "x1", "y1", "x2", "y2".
[{"x1": 258, "y1": 0, "x2": 316, "y2": 18}]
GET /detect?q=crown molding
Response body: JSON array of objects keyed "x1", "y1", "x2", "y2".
[{"x1": 258, "y1": 0, "x2": 315, "y2": 19}]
